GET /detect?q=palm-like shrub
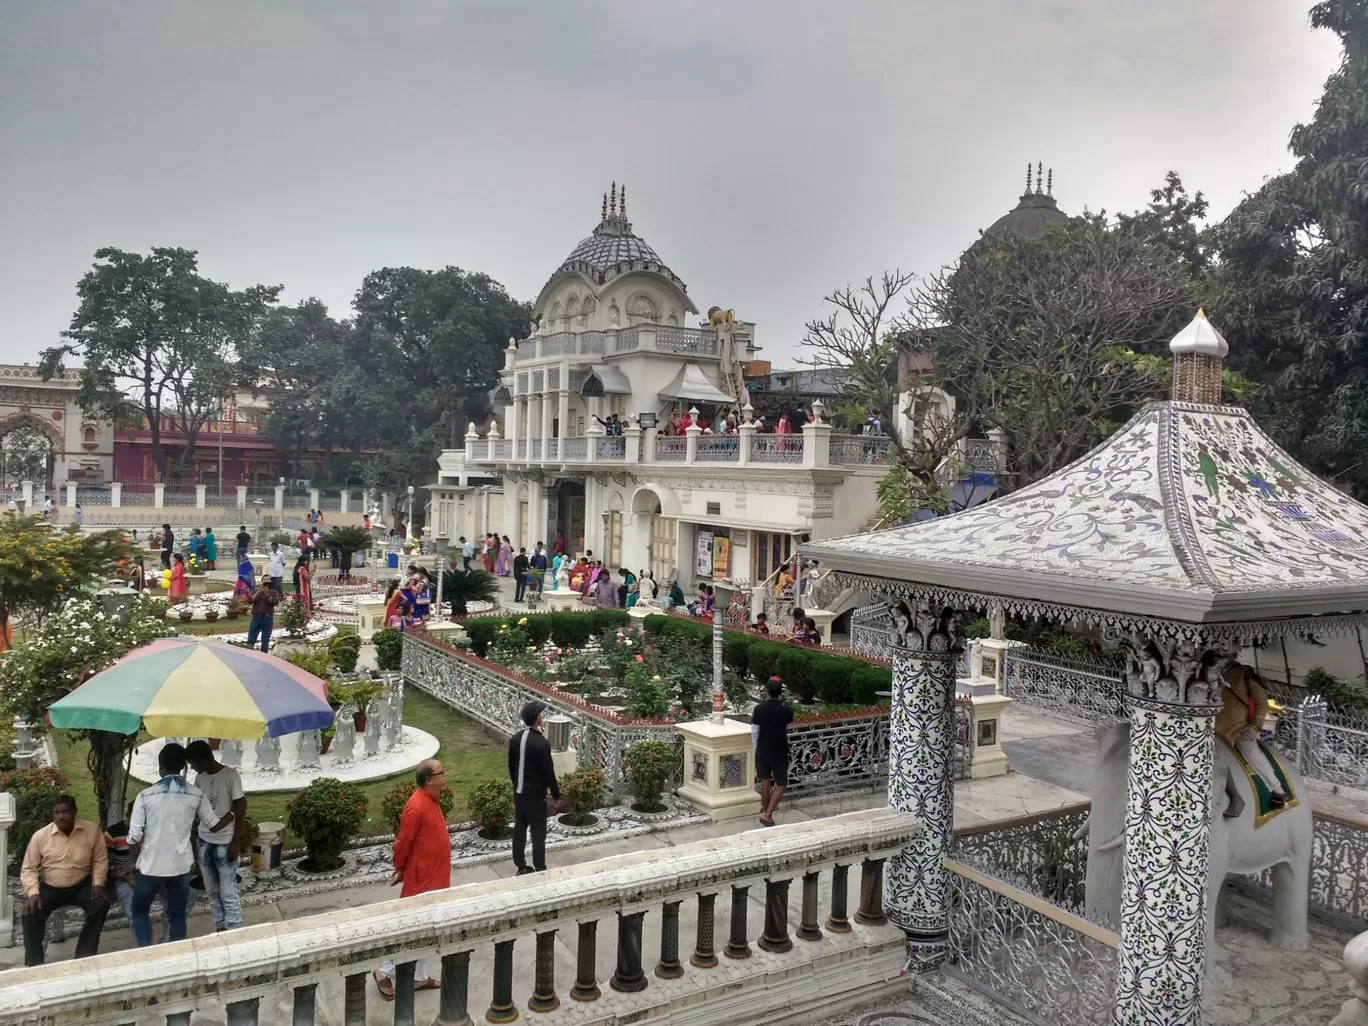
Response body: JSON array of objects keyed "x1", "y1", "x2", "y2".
[
  {"x1": 319, "y1": 526, "x2": 370, "y2": 580},
  {"x1": 439, "y1": 567, "x2": 500, "y2": 616}
]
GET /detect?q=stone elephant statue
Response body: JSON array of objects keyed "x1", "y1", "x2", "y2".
[{"x1": 1078, "y1": 719, "x2": 1312, "y2": 973}]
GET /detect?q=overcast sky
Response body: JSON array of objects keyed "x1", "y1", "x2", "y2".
[{"x1": 0, "y1": 1, "x2": 1343, "y2": 369}]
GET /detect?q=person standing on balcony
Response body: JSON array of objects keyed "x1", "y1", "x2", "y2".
[
  {"x1": 128, "y1": 743, "x2": 235, "y2": 947},
  {"x1": 752, "y1": 677, "x2": 793, "y2": 827},
  {"x1": 374, "y1": 759, "x2": 450, "y2": 1000},
  {"x1": 509, "y1": 702, "x2": 561, "y2": 875},
  {"x1": 20, "y1": 794, "x2": 109, "y2": 966}
]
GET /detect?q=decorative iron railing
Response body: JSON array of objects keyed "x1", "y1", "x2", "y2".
[
  {"x1": 594, "y1": 436, "x2": 626, "y2": 461},
  {"x1": 493, "y1": 439, "x2": 513, "y2": 460},
  {"x1": 529, "y1": 439, "x2": 542, "y2": 460},
  {"x1": 749, "y1": 434, "x2": 803, "y2": 464},
  {"x1": 695, "y1": 435, "x2": 740, "y2": 462},
  {"x1": 515, "y1": 439, "x2": 527, "y2": 460},
  {"x1": 654, "y1": 436, "x2": 687, "y2": 462},
  {"x1": 785, "y1": 711, "x2": 889, "y2": 795},
  {"x1": 654, "y1": 326, "x2": 718, "y2": 356},
  {"x1": 581, "y1": 331, "x2": 605, "y2": 354},
  {"x1": 560, "y1": 437, "x2": 588, "y2": 461},
  {"x1": 827, "y1": 433, "x2": 893, "y2": 465},
  {"x1": 963, "y1": 438, "x2": 999, "y2": 474},
  {"x1": 546, "y1": 438, "x2": 559, "y2": 461},
  {"x1": 74, "y1": 486, "x2": 111, "y2": 506},
  {"x1": 950, "y1": 804, "x2": 1092, "y2": 915},
  {"x1": 945, "y1": 859, "x2": 1117, "y2": 1026},
  {"x1": 614, "y1": 328, "x2": 640, "y2": 352},
  {"x1": 1000, "y1": 648, "x2": 1127, "y2": 724}
]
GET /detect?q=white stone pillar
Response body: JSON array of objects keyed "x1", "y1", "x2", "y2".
[
  {"x1": 65, "y1": 481, "x2": 77, "y2": 508},
  {"x1": 557, "y1": 389, "x2": 570, "y2": 451},
  {"x1": 685, "y1": 416, "x2": 701, "y2": 465},
  {"x1": 195, "y1": 483, "x2": 207, "y2": 509},
  {"x1": 20, "y1": 480, "x2": 32, "y2": 508},
  {"x1": 110, "y1": 482, "x2": 122, "y2": 507},
  {"x1": 987, "y1": 426, "x2": 1009, "y2": 476},
  {"x1": 802, "y1": 419, "x2": 831, "y2": 469},
  {"x1": 0, "y1": 792, "x2": 13, "y2": 945},
  {"x1": 340, "y1": 490, "x2": 349, "y2": 514},
  {"x1": 309, "y1": 487, "x2": 320, "y2": 510},
  {"x1": 623, "y1": 424, "x2": 640, "y2": 465},
  {"x1": 541, "y1": 392, "x2": 553, "y2": 463},
  {"x1": 885, "y1": 597, "x2": 962, "y2": 974},
  {"x1": 1331, "y1": 930, "x2": 1368, "y2": 1026},
  {"x1": 508, "y1": 396, "x2": 521, "y2": 458},
  {"x1": 1110, "y1": 637, "x2": 1230, "y2": 1026},
  {"x1": 154, "y1": 482, "x2": 165, "y2": 508},
  {"x1": 273, "y1": 484, "x2": 284, "y2": 511},
  {"x1": 235, "y1": 484, "x2": 247, "y2": 509},
  {"x1": 738, "y1": 421, "x2": 755, "y2": 467}
]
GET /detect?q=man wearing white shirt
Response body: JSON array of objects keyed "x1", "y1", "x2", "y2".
[
  {"x1": 128, "y1": 743, "x2": 234, "y2": 947},
  {"x1": 267, "y1": 542, "x2": 286, "y2": 594}
]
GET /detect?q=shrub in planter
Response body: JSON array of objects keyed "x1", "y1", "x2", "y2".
[
  {"x1": 203, "y1": 610, "x2": 220, "y2": 623},
  {"x1": 178, "y1": 609, "x2": 195, "y2": 622},
  {"x1": 468, "y1": 777, "x2": 514, "y2": 839},
  {"x1": 0, "y1": 766, "x2": 71, "y2": 867},
  {"x1": 810, "y1": 655, "x2": 854, "y2": 705},
  {"x1": 849, "y1": 664, "x2": 892, "y2": 705},
  {"x1": 285, "y1": 646, "x2": 332, "y2": 679},
  {"x1": 776, "y1": 649, "x2": 815, "y2": 703},
  {"x1": 373, "y1": 627, "x2": 404, "y2": 671},
  {"x1": 747, "y1": 640, "x2": 783, "y2": 686},
  {"x1": 559, "y1": 765, "x2": 607, "y2": 825},
  {"x1": 329, "y1": 631, "x2": 361, "y2": 674},
  {"x1": 380, "y1": 779, "x2": 456, "y2": 835},
  {"x1": 285, "y1": 777, "x2": 368, "y2": 871},
  {"x1": 278, "y1": 597, "x2": 309, "y2": 637},
  {"x1": 347, "y1": 678, "x2": 388, "y2": 730},
  {"x1": 624, "y1": 739, "x2": 676, "y2": 813}
]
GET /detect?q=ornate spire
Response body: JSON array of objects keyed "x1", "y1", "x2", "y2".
[
  {"x1": 610, "y1": 181, "x2": 617, "y2": 218},
  {"x1": 1035, "y1": 162, "x2": 1043, "y2": 195},
  {"x1": 1046, "y1": 168, "x2": 1053, "y2": 197},
  {"x1": 602, "y1": 192, "x2": 608, "y2": 220},
  {"x1": 1170, "y1": 308, "x2": 1229, "y2": 405},
  {"x1": 1025, "y1": 162, "x2": 1032, "y2": 194},
  {"x1": 620, "y1": 183, "x2": 626, "y2": 219}
]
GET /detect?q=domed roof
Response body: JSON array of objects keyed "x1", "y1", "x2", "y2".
[
  {"x1": 547, "y1": 185, "x2": 688, "y2": 292},
  {"x1": 982, "y1": 164, "x2": 1069, "y2": 240}
]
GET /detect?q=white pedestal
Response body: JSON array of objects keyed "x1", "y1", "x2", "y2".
[
  {"x1": 807, "y1": 609, "x2": 836, "y2": 646},
  {"x1": 628, "y1": 604, "x2": 654, "y2": 623},
  {"x1": 967, "y1": 693, "x2": 1012, "y2": 779},
  {"x1": 0, "y1": 792, "x2": 14, "y2": 945},
  {"x1": 552, "y1": 749, "x2": 578, "y2": 779},
  {"x1": 970, "y1": 637, "x2": 1028, "y2": 694},
  {"x1": 675, "y1": 719, "x2": 762, "y2": 822},
  {"x1": 423, "y1": 619, "x2": 468, "y2": 646},
  {"x1": 357, "y1": 596, "x2": 387, "y2": 640},
  {"x1": 545, "y1": 589, "x2": 582, "y2": 613}
]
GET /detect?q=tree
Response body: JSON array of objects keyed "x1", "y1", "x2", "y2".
[
  {"x1": 1207, "y1": 0, "x2": 1368, "y2": 499},
  {"x1": 1, "y1": 426, "x2": 51, "y2": 490},
  {"x1": 40, "y1": 248, "x2": 281, "y2": 481},
  {"x1": 438, "y1": 567, "x2": 500, "y2": 616},
  {"x1": 911, "y1": 214, "x2": 1195, "y2": 485},
  {"x1": 1116, "y1": 171, "x2": 1212, "y2": 282},
  {"x1": 352, "y1": 266, "x2": 530, "y2": 476},
  {"x1": 318, "y1": 526, "x2": 370, "y2": 580},
  {"x1": 801, "y1": 272, "x2": 964, "y2": 519},
  {"x1": 0, "y1": 596, "x2": 174, "y2": 825},
  {"x1": 0, "y1": 514, "x2": 134, "y2": 642}
]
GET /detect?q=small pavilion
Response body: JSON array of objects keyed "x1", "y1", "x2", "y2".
[{"x1": 801, "y1": 311, "x2": 1368, "y2": 1025}]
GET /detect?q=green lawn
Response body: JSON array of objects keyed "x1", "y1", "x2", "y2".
[{"x1": 51, "y1": 688, "x2": 507, "y2": 844}]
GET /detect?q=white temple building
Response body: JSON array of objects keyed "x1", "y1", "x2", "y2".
[{"x1": 428, "y1": 186, "x2": 895, "y2": 596}]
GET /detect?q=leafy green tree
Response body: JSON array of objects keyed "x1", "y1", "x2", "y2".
[
  {"x1": 1207, "y1": 0, "x2": 1368, "y2": 498},
  {"x1": 40, "y1": 248, "x2": 280, "y2": 481},
  {"x1": 1, "y1": 426, "x2": 51, "y2": 490},
  {"x1": 1116, "y1": 171, "x2": 1212, "y2": 282},
  {"x1": 0, "y1": 514, "x2": 134, "y2": 641}
]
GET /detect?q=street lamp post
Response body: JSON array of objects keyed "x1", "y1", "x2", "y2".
[
  {"x1": 406, "y1": 485, "x2": 415, "y2": 546},
  {"x1": 711, "y1": 579, "x2": 734, "y2": 725}
]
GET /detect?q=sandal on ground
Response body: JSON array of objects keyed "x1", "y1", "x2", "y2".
[
  {"x1": 373, "y1": 969, "x2": 395, "y2": 1001},
  {"x1": 415, "y1": 978, "x2": 440, "y2": 991},
  {"x1": 758, "y1": 816, "x2": 775, "y2": 827}
]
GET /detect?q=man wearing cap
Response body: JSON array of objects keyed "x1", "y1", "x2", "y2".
[
  {"x1": 508, "y1": 701, "x2": 560, "y2": 874},
  {"x1": 751, "y1": 677, "x2": 794, "y2": 827}
]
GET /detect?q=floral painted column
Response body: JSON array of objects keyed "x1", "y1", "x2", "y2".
[
  {"x1": 1111, "y1": 636, "x2": 1233, "y2": 1026},
  {"x1": 884, "y1": 597, "x2": 962, "y2": 974}
]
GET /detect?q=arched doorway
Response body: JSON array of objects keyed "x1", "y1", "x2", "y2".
[
  {"x1": 629, "y1": 488, "x2": 677, "y2": 581},
  {"x1": 0, "y1": 414, "x2": 58, "y2": 494}
]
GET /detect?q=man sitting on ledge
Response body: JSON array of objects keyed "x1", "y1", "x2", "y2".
[{"x1": 21, "y1": 794, "x2": 109, "y2": 966}]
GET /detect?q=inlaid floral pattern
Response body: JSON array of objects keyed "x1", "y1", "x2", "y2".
[
  {"x1": 1111, "y1": 701, "x2": 1216, "y2": 1026},
  {"x1": 885, "y1": 645, "x2": 960, "y2": 973}
]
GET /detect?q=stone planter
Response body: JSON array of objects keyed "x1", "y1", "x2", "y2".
[{"x1": 188, "y1": 574, "x2": 208, "y2": 596}]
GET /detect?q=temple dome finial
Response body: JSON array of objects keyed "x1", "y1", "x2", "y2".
[{"x1": 1170, "y1": 308, "x2": 1229, "y2": 404}]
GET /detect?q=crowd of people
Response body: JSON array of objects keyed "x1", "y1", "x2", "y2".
[
  {"x1": 380, "y1": 565, "x2": 435, "y2": 630},
  {"x1": 21, "y1": 741, "x2": 246, "y2": 966}
]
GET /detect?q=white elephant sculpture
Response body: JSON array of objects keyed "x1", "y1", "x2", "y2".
[{"x1": 1080, "y1": 720, "x2": 1312, "y2": 973}]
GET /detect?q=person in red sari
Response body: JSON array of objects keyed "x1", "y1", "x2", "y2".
[
  {"x1": 168, "y1": 554, "x2": 188, "y2": 603},
  {"x1": 374, "y1": 760, "x2": 449, "y2": 999}
]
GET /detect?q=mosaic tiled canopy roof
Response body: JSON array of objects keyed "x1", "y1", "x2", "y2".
[
  {"x1": 548, "y1": 213, "x2": 688, "y2": 292},
  {"x1": 805, "y1": 400, "x2": 1368, "y2": 624}
]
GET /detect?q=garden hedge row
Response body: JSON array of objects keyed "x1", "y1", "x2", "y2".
[
  {"x1": 461, "y1": 611, "x2": 632, "y2": 657},
  {"x1": 640, "y1": 615, "x2": 891, "y2": 706}
]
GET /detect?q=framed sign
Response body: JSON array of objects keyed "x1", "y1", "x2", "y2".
[
  {"x1": 712, "y1": 535, "x2": 730, "y2": 580},
  {"x1": 696, "y1": 529, "x2": 714, "y2": 578}
]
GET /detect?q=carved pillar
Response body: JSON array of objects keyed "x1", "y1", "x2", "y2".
[
  {"x1": 885, "y1": 597, "x2": 962, "y2": 973},
  {"x1": 1110, "y1": 633, "x2": 1234, "y2": 1026}
]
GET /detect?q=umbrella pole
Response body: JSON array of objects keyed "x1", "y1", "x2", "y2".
[{"x1": 119, "y1": 736, "x2": 135, "y2": 816}]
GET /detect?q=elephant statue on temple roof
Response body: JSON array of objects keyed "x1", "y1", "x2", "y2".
[{"x1": 1077, "y1": 718, "x2": 1313, "y2": 975}]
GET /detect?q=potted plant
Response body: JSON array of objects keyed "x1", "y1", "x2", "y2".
[
  {"x1": 558, "y1": 765, "x2": 606, "y2": 827},
  {"x1": 467, "y1": 778, "x2": 514, "y2": 840},
  {"x1": 380, "y1": 778, "x2": 456, "y2": 835},
  {"x1": 346, "y1": 678, "x2": 387, "y2": 732},
  {"x1": 284, "y1": 777, "x2": 368, "y2": 872},
  {"x1": 178, "y1": 608, "x2": 195, "y2": 623},
  {"x1": 278, "y1": 596, "x2": 309, "y2": 637},
  {"x1": 225, "y1": 598, "x2": 247, "y2": 621},
  {"x1": 373, "y1": 627, "x2": 404, "y2": 672},
  {"x1": 325, "y1": 679, "x2": 352, "y2": 711},
  {"x1": 329, "y1": 632, "x2": 361, "y2": 674},
  {"x1": 437, "y1": 567, "x2": 500, "y2": 616},
  {"x1": 319, "y1": 724, "x2": 335, "y2": 755},
  {"x1": 203, "y1": 608, "x2": 220, "y2": 623},
  {"x1": 624, "y1": 739, "x2": 676, "y2": 814}
]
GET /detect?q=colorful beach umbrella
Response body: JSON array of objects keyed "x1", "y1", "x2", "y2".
[{"x1": 48, "y1": 637, "x2": 334, "y2": 741}]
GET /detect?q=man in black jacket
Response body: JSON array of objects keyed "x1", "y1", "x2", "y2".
[
  {"x1": 508, "y1": 701, "x2": 560, "y2": 874},
  {"x1": 512, "y1": 548, "x2": 531, "y2": 604}
]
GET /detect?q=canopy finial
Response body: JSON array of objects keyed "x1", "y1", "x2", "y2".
[{"x1": 1170, "y1": 309, "x2": 1229, "y2": 404}]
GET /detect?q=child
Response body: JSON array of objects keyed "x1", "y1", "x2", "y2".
[{"x1": 752, "y1": 611, "x2": 770, "y2": 635}]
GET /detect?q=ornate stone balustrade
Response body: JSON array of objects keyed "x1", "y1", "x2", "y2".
[
  {"x1": 950, "y1": 803, "x2": 1092, "y2": 916},
  {"x1": 401, "y1": 629, "x2": 677, "y2": 797},
  {"x1": 748, "y1": 433, "x2": 803, "y2": 464},
  {"x1": 1000, "y1": 647, "x2": 1127, "y2": 723},
  {"x1": 786, "y1": 709, "x2": 890, "y2": 796},
  {"x1": 0, "y1": 810, "x2": 921, "y2": 1026},
  {"x1": 828, "y1": 433, "x2": 893, "y2": 465}
]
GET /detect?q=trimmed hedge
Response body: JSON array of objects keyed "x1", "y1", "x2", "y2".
[
  {"x1": 461, "y1": 610, "x2": 632, "y2": 657},
  {"x1": 641, "y1": 614, "x2": 890, "y2": 706}
]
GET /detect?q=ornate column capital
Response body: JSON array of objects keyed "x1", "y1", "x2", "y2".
[
  {"x1": 1118, "y1": 630, "x2": 1241, "y2": 712},
  {"x1": 885, "y1": 596, "x2": 963, "y2": 656}
]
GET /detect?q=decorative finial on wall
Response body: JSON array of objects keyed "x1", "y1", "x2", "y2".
[
  {"x1": 610, "y1": 182, "x2": 617, "y2": 217},
  {"x1": 620, "y1": 183, "x2": 626, "y2": 219},
  {"x1": 1035, "y1": 162, "x2": 1043, "y2": 195},
  {"x1": 1046, "y1": 168, "x2": 1053, "y2": 197},
  {"x1": 602, "y1": 192, "x2": 608, "y2": 220},
  {"x1": 1025, "y1": 162, "x2": 1032, "y2": 194}
]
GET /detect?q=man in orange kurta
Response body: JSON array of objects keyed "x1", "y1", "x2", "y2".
[{"x1": 373, "y1": 760, "x2": 450, "y2": 1000}]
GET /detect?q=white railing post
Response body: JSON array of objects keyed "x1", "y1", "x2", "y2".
[
  {"x1": 685, "y1": 414, "x2": 701, "y2": 465},
  {"x1": 236, "y1": 484, "x2": 247, "y2": 509},
  {"x1": 65, "y1": 481, "x2": 77, "y2": 508},
  {"x1": 196, "y1": 483, "x2": 207, "y2": 509},
  {"x1": 154, "y1": 482, "x2": 165, "y2": 508},
  {"x1": 0, "y1": 792, "x2": 13, "y2": 946},
  {"x1": 1331, "y1": 930, "x2": 1368, "y2": 1025},
  {"x1": 309, "y1": 487, "x2": 320, "y2": 511},
  {"x1": 340, "y1": 490, "x2": 349, "y2": 514},
  {"x1": 110, "y1": 481, "x2": 122, "y2": 507},
  {"x1": 273, "y1": 484, "x2": 284, "y2": 511},
  {"x1": 802, "y1": 420, "x2": 830, "y2": 469}
]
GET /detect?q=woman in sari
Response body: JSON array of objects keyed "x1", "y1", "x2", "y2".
[
  {"x1": 481, "y1": 535, "x2": 495, "y2": 572},
  {"x1": 619, "y1": 567, "x2": 637, "y2": 608},
  {"x1": 383, "y1": 583, "x2": 402, "y2": 625},
  {"x1": 413, "y1": 569, "x2": 432, "y2": 621},
  {"x1": 494, "y1": 535, "x2": 512, "y2": 576},
  {"x1": 298, "y1": 556, "x2": 315, "y2": 611},
  {"x1": 168, "y1": 554, "x2": 188, "y2": 603}
]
